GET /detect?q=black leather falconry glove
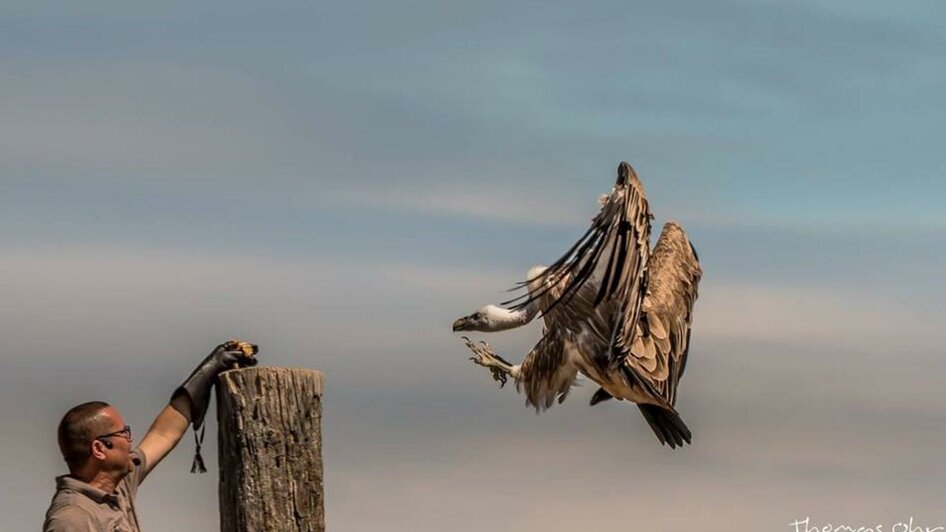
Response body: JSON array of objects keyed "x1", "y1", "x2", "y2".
[{"x1": 173, "y1": 339, "x2": 258, "y2": 473}]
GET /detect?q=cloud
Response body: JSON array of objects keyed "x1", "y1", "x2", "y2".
[
  {"x1": 331, "y1": 182, "x2": 594, "y2": 228},
  {"x1": 0, "y1": 246, "x2": 525, "y2": 363},
  {"x1": 695, "y1": 281, "x2": 936, "y2": 352},
  {"x1": 2, "y1": 244, "x2": 934, "y2": 395},
  {"x1": 0, "y1": 62, "x2": 308, "y2": 177}
]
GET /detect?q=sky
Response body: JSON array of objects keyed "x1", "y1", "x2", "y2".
[{"x1": 2, "y1": 1, "x2": 945, "y2": 531}]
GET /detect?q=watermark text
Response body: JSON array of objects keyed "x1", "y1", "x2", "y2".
[{"x1": 790, "y1": 516, "x2": 944, "y2": 532}]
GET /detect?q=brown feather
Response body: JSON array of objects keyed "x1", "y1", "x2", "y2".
[{"x1": 623, "y1": 222, "x2": 702, "y2": 406}]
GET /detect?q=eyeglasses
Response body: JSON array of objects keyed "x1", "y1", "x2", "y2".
[{"x1": 95, "y1": 425, "x2": 132, "y2": 442}]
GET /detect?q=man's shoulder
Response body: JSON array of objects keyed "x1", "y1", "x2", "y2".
[
  {"x1": 46, "y1": 487, "x2": 85, "y2": 514},
  {"x1": 44, "y1": 503, "x2": 100, "y2": 532}
]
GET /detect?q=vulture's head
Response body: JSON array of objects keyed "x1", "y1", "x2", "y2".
[{"x1": 452, "y1": 307, "x2": 491, "y2": 332}]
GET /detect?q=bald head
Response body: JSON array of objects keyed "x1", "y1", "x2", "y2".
[{"x1": 57, "y1": 401, "x2": 113, "y2": 472}]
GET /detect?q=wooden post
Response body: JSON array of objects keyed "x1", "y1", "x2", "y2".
[{"x1": 216, "y1": 367, "x2": 325, "y2": 532}]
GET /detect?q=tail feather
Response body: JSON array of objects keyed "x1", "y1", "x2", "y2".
[
  {"x1": 589, "y1": 387, "x2": 614, "y2": 406},
  {"x1": 638, "y1": 404, "x2": 691, "y2": 449}
]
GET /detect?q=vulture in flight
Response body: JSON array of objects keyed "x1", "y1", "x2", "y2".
[{"x1": 452, "y1": 162, "x2": 702, "y2": 448}]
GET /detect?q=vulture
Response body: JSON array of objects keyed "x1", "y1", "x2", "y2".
[{"x1": 452, "y1": 162, "x2": 702, "y2": 448}]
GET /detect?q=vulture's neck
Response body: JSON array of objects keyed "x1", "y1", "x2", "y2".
[{"x1": 482, "y1": 303, "x2": 539, "y2": 331}]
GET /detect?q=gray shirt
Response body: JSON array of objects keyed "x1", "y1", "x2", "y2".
[{"x1": 43, "y1": 450, "x2": 147, "y2": 532}]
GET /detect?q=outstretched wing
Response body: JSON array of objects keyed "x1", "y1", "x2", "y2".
[
  {"x1": 622, "y1": 222, "x2": 702, "y2": 407},
  {"x1": 504, "y1": 162, "x2": 652, "y2": 362}
]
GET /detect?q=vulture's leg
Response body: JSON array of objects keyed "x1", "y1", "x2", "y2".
[{"x1": 461, "y1": 336, "x2": 521, "y2": 388}]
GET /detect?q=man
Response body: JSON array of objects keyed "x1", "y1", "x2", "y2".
[{"x1": 43, "y1": 341, "x2": 258, "y2": 531}]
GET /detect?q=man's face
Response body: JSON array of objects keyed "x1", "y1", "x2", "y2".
[{"x1": 94, "y1": 406, "x2": 134, "y2": 475}]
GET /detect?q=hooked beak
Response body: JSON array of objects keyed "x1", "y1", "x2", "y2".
[{"x1": 452, "y1": 316, "x2": 473, "y2": 332}]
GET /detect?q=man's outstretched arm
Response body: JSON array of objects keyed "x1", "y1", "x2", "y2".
[
  {"x1": 137, "y1": 395, "x2": 192, "y2": 479},
  {"x1": 137, "y1": 341, "x2": 258, "y2": 480}
]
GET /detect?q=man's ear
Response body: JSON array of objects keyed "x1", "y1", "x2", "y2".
[{"x1": 90, "y1": 439, "x2": 109, "y2": 460}]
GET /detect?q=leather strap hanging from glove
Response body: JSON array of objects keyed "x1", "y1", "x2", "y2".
[{"x1": 172, "y1": 340, "x2": 258, "y2": 473}]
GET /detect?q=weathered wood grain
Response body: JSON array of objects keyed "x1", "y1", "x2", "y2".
[{"x1": 216, "y1": 367, "x2": 325, "y2": 532}]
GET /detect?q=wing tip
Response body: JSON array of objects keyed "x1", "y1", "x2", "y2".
[{"x1": 616, "y1": 161, "x2": 638, "y2": 185}]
